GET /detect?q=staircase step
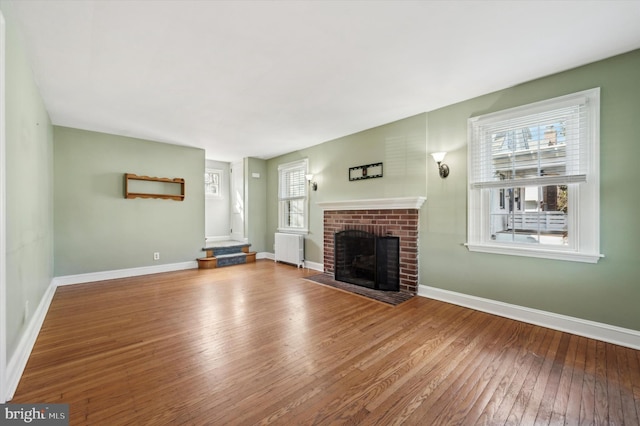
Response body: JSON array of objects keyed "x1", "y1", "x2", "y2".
[
  {"x1": 203, "y1": 243, "x2": 251, "y2": 257},
  {"x1": 197, "y1": 257, "x2": 217, "y2": 269},
  {"x1": 216, "y1": 253, "x2": 247, "y2": 267},
  {"x1": 198, "y1": 242, "x2": 255, "y2": 269}
]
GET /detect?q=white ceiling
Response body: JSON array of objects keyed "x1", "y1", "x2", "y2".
[{"x1": 7, "y1": 1, "x2": 640, "y2": 162}]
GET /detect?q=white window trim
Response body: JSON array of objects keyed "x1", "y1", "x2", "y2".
[
  {"x1": 467, "y1": 88, "x2": 603, "y2": 263},
  {"x1": 277, "y1": 158, "x2": 309, "y2": 234}
]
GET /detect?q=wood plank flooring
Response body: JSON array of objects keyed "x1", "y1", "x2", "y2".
[{"x1": 11, "y1": 260, "x2": 640, "y2": 425}]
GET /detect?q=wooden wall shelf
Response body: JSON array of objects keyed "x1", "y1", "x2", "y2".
[{"x1": 124, "y1": 173, "x2": 185, "y2": 201}]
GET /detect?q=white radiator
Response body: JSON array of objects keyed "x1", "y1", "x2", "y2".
[{"x1": 274, "y1": 233, "x2": 304, "y2": 268}]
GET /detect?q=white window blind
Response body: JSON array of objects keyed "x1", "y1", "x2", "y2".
[
  {"x1": 469, "y1": 94, "x2": 591, "y2": 190},
  {"x1": 279, "y1": 165, "x2": 306, "y2": 200}
]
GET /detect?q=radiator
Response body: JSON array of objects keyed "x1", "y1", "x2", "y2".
[{"x1": 274, "y1": 233, "x2": 304, "y2": 268}]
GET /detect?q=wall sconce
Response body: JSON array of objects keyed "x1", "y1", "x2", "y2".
[
  {"x1": 306, "y1": 174, "x2": 318, "y2": 191},
  {"x1": 431, "y1": 152, "x2": 450, "y2": 178}
]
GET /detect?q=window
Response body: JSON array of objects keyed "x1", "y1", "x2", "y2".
[
  {"x1": 278, "y1": 159, "x2": 308, "y2": 233},
  {"x1": 204, "y1": 169, "x2": 221, "y2": 198},
  {"x1": 467, "y1": 88, "x2": 602, "y2": 263}
]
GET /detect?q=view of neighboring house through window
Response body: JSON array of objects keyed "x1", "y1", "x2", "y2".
[
  {"x1": 467, "y1": 88, "x2": 602, "y2": 263},
  {"x1": 278, "y1": 159, "x2": 308, "y2": 233},
  {"x1": 490, "y1": 123, "x2": 568, "y2": 245}
]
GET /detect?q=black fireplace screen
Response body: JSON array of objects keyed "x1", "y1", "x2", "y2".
[{"x1": 334, "y1": 230, "x2": 399, "y2": 291}]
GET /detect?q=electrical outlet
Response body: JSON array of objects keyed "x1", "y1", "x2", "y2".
[{"x1": 153, "y1": 252, "x2": 160, "y2": 260}]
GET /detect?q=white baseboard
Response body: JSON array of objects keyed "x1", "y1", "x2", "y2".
[
  {"x1": 6, "y1": 279, "x2": 57, "y2": 400},
  {"x1": 418, "y1": 285, "x2": 640, "y2": 350},
  {"x1": 258, "y1": 253, "x2": 323, "y2": 272},
  {"x1": 304, "y1": 260, "x2": 323, "y2": 272},
  {"x1": 53, "y1": 261, "x2": 198, "y2": 286},
  {"x1": 257, "y1": 252, "x2": 273, "y2": 261}
]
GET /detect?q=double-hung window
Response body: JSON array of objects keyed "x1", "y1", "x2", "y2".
[
  {"x1": 278, "y1": 159, "x2": 308, "y2": 233},
  {"x1": 467, "y1": 88, "x2": 602, "y2": 263}
]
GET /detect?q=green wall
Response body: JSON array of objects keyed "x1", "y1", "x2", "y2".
[
  {"x1": 266, "y1": 113, "x2": 428, "y2": 263},
  {"x1": 54, "y1": 127, "x2": 205, "y2": 276},
  {"x1": 264, "y1": 50, "x2": 640, "y2": 331},
  {"x1": 2, "y1": 2, "x2": 55, "y2": 362},
  {"x1": 423, "y1": 50, "x2": 640, "y2": 331}
]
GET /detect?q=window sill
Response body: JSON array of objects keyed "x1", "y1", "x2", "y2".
[
  {"x1": 465, "y1": 243, "x2": 603, "y2": 264},
  {"x1": 277, "y1": 228, "x2": 309, "y2": 235}
]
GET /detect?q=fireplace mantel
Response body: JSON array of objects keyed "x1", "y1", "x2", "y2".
[{"x1": 317, "y1": 196, "x2": 426, "y2": 211}]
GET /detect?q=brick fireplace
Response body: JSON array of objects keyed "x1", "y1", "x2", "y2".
[{"x1": 318, "y1": 197, "x2": 425, "y2": 295}]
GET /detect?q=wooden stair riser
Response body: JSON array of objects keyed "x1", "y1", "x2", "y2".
[{"x1": 196, "y1": 257, "x2": 217, "y2": 269}]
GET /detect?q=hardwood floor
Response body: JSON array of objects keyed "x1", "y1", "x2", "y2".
[{"x1": 11, "y1": 260, "x2": 640, "y2": 425}]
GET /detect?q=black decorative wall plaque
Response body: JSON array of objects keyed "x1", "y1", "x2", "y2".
[{"x1": 349, "y1": 162, "x2": 383, "y2": 181}]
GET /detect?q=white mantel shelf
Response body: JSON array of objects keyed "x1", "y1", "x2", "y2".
[{"x1": 317, "y1": 196, "x2": 426, "y2": 211}]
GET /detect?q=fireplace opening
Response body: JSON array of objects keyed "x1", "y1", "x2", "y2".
[{"x1": 334, "y1": 230, "x2": 399, "y2": 291}]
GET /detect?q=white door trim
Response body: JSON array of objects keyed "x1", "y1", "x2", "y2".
[{"x1": 230, "y1": 160, "x2": 246, "y2": 242}]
